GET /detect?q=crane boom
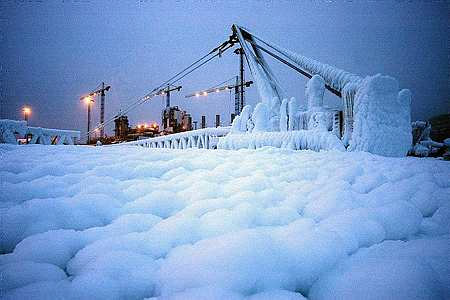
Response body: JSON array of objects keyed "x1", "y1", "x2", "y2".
[{"x1": 184, "y1": 81, "x2": 253, "y2": 98}]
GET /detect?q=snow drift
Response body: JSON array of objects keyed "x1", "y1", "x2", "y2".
[{"x1": 0, "y1": 144, "x2": 449, "y2": 299}]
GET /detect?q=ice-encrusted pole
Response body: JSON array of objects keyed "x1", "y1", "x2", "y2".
[{"x1": 232, "y1": 25, "x2": 284, "y2": 130}]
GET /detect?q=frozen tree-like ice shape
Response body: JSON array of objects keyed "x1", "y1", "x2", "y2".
[{"x1": 349, "y1": 75, "x2": 412, "y2": 157}]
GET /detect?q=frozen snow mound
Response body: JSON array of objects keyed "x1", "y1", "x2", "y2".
[
  {"x1": 349, "y1": 75, "x2": 412, "y2": 157},
  {"x1": 218, "y1": 130, "x2": 345, "y2": 151},
  {"x1": 1, "y1": 146, "x2": 449, "y2": 299}
]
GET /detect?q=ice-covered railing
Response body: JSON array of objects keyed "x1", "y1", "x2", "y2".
[
  {"x1": 118, "y1": 127, "x2": 231, "y2": 149},
  {"x1": 218, "y1": 130, "x2": 345, "y2": 152},
  {"x1": 230, "y1": 24, "x2": 413, "y2": 157},
  {"x1": 0, "y1": 119, "x2": 80, "y2": 145}
]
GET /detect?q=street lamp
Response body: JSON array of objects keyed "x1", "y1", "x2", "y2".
[
  {"x1": 22, "y1": 106, "x2": 31, "y2": 144},
  {"x1": 82, "y1": 96, "x2": 94, "y2": 144},
  {"x1": 22, "y1": 106, "x2": 31, "y2": 124}
]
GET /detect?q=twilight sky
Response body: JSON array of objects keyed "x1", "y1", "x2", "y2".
[{"x1": 1, "y1": 0, "x2": 448, "y2": 137}]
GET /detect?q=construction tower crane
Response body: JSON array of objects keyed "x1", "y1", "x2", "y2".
[
  {"x1": 234, "y1": 48, "x2": 245, "y2": 114},
  {"x1": 184, "y1": 80, "x2": 253, "y2": 99},
  {"x1": 80, "y1": 82, "x2": 111, "y2": 139},
  {"x1": 157, "y1": 84, "x2": 182, "y2": 107}
]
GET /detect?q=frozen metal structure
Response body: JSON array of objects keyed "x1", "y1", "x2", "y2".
[
  {"x1": 120, "y1": 127, "x2": 230, "y2": 149},
  {"x1": 112, "y1": 24, "x2": 411, "y2": 156},
  {"x1": 232, "y1": 25, "x2": 411, "y2": 156},
  {"x1": 0, "y1": 119, "x2": 80, "y2": 145},
  {"x1": 228, "y1": 25, "x2": 412, "y2": 157}
]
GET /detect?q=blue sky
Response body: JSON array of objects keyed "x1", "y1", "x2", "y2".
[{"x1": 1, "y1": 0, "x2": 448, "y2": 136}]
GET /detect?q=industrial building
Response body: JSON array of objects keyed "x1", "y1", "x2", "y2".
[
  {"x1": 113, "y1": 115, "x2": 160, "y2": 142},
  {"x1": 161, "y1": 106, "x2": 192, "y2": 134}
]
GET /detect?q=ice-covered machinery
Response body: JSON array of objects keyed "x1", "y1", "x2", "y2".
[{"x1": 224, "y1": 25, "x2": 412, "y2": 157}]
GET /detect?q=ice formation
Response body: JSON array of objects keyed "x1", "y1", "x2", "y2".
[
  {"x1": 1, "y1": 144, "x2": 449, "y2": 299},
  {"x1": 252, "y1": 103, "x2": 270, "y2": 132},
  {"x1": 231, "y1": 25, "x2": 413, "y2": 157},
  {"x1": 0, "y1": 119, "x2": 80, "y2": 145},
  {"x1": 218, "y1": 130, "x2": 345, "y2": 151},
  {"x1": 288, "y1": 97, "x2": 298, "y2": 131},
  {"x1": 349, "y1": 75, "x2": 412, "y2": 157},
  {"x1": 279, "y1": 98, "x2": 288, "y2": 132},
  {"x1": 0, "y1": 120, "x2": 27, "y2": 144},
  {"x1": 233, "y1": 25, "x2": 283, "y2": 124},
  {"x1": 305, "y1": 75, "x2": 325, "y2": 110},
  {"x1": 410, "y1": 120, "x2": 445, "y2": 157}
]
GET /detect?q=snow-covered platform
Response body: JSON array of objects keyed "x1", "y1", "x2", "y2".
[
  {"x1": 0, "y1": 145, "x2": 449, "y2": 299},
  {"x1": 0, "y1": 119, "x2": 80, "y2": 145}
]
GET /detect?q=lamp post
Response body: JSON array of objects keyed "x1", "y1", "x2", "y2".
[
  {"x1": 22, "y1": 106, "x2": 31, "y2": 143},
  {"x1": 83, "y1": 96, "x2": 94, "y2": 144},
  {"x1": 22, "y1": 106, "x2": 31, "y2": 125}
]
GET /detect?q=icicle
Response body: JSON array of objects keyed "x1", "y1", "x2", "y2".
[
  {"x1": 279, "y1": 98, "x2": 288, "y2": 132},
  {"x1": 288, "y1": 97, "x2": 298, "y2": 131},
  {"x1": 231, "y1": 115, "x2": 242, "y2": 133},
  {"x1": 252, "y1": 103, "x2": 270, "y2": 132},
  {"x1": 306, "y1": 75, "x2": 325, "y2": 110},
  {"x1": 240, "y1": 105, "x2": 253, "y2": 132}
]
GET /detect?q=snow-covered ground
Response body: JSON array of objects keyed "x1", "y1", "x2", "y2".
[{"x1": 1, "y1": 144, "x2": 449, "y2": 299}]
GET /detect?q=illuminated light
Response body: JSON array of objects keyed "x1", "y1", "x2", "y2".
[
  {"x1": 22, "y1": 106, "x2": 31, "y2": 114},
  {"x1": 84, "y1": 96, "x2": 93, "y2": 105},
  {"x1": 152, "y1": 123, "x2": 158, "y2": 128},
  {"x1": 216, "y1": 89, "x2": 220, "y2": 93},
  {"x1": 203, "y1": 92, "x2": 207, "y2": 96},
  {"x1": 195, "y1": 93, "x2": 200, "y2": 97}
]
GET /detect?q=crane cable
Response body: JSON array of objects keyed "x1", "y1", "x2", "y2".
[{"x1": 85, "y1": 42, "x2": 235, "y2": 137}]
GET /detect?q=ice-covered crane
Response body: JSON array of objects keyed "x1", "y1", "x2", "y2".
[{"x1": 229, "y1": 24, "x2": 412, "y2": 157}]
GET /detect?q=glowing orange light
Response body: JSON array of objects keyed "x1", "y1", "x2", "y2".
[
  {"x1": 22, "y1": 107, "x2": 31, "y2": 114},
  {"x1": 84, "y1": 96, "x2": 93, "y2": 105}
]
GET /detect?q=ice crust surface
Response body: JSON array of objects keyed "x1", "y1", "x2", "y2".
[{"x1": 0, "y1": 144, "x2": 449, "y2": 299}]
